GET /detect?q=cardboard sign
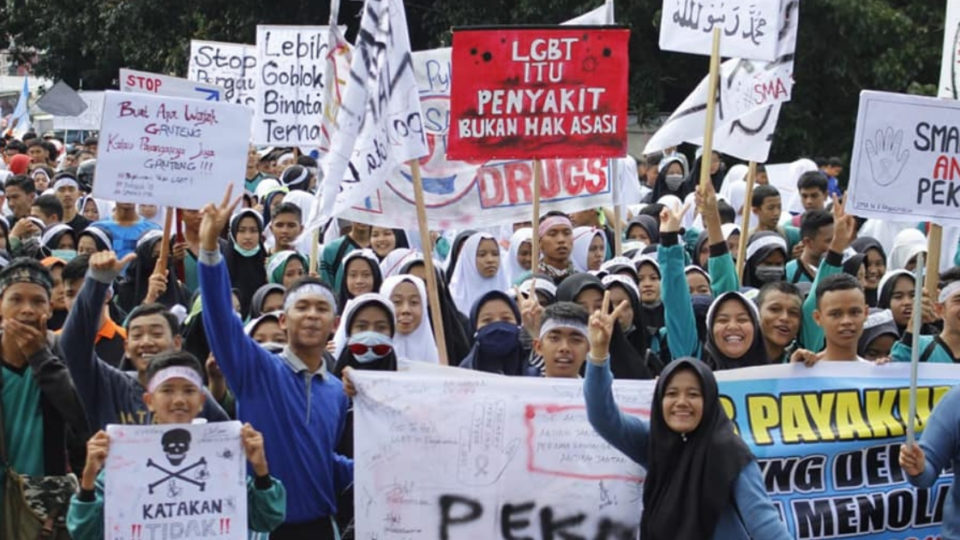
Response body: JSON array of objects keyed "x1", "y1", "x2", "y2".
[
  {"x1": 253, "y1": 25, "x2": 346, "y2": 145},
  {"x1": 94, "y1": 91, "x2": 252, "y2": 209},
  {"x1": 120, "y1": 68, "x2": 224, "y2": 102},
  {"x1": 847, "y1": 90, "x2": 960, "y2": 224},
  {"x1": 189, "y1": 40, "x2": 257, "y2": 107},
  {"x1": 658, "y1": 0, "x2": 780, "y2": 61},
  {"x1": 447, "y1": 27, "x2": 629, "y2": 160},
  {"x1": 104, "y1": 421, "x2": 247, "y2": 539}
]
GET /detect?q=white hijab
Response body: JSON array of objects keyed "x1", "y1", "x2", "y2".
[
  {"x1": 448, "y1": 232, "x2": 509, "y2": 316},
  {"x1": 718, "y1": 163, "x2": 749, "y2": 202},
  {"x1": 572, "y1": 226, "x2": 606, "y2": 272},
  {"x1": 379, "y1": 248, "x2": 416, "y2": 279},
  {"x1": 888, "y1": 228, "x2": 927, "y2": 271},
  {"x1": 506, "y1": 228, "x2": 533, "y2": 284},
  {"x1": 380, "y1": 275, "x2": 440, "y2": 364}
]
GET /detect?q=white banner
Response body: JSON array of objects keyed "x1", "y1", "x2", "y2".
[
  {"x1": 645, "y1": 0, "x2": 797, "y2": 162},
  {"x1": 562, "y1": 0, "x2": 614, "y2": 25},
  {"x1": 659, "y1": 0, "x2": 780, "y2": 61},
  {"x1": 52, "y1": 91, "x2": 103, "y2": 131},
  {"x1": 94, "y1": 91, "x2": 252, "y2": 208},
  {"x1": 188, "y1": 40, "x2": 258, "y2": 108},
  {"x1": 104, "y1": 421, "x2": 247, "y2": 540},
  {"x1": 120, "y1": 68, "x2": 225, "y2": 102},
  {"x1": 253, "y1": 25, "x2": 346, "y2": 145},
  {"x1": 309, "y1": 0, "x2": 428, "y2": 229},
  {"x1": 352, "y1": 370, "x2": 649, "y2": 538},
  {"x1": 848, "y1": 90, "x2": 960, "y2": 224}
]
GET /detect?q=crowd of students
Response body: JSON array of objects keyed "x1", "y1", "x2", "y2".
[{"x1": 1, "y1": 133, "x2": 960, "y2": 539}]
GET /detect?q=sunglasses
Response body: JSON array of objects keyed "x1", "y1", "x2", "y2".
[{"x1": 348, "y1": 343, "x2": 392, "y2": 356}]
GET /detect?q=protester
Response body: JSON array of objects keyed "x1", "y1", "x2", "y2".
[
  {"x1": 93, "y1": 202, "x2": 160, "y2": 258},
  {"x1": 891, "y1": 267, "x2": 960, "y2": 363},
  {"x1": 537, "y1": 212, "x2": 575, "y2": 283},
  {"x1": 449, "y1": 231, "x2": 509, "y2": 317},
  {"x1": 380, "y1": 274, "x2": 439, "y2": 364},
  {"x1": 460, "y1": 290, "x2": 535, "y2": 375}
]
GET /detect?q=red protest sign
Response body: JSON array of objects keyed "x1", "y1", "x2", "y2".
[{"x1": 448, "y1": 26, "x2": 629, "y2": 161}]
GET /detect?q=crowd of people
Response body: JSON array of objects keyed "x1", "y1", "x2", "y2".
[{"x1": 1, "y1": 131, "x2": 960, "y2": 539}]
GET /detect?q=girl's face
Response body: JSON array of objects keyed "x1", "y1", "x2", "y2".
[
  {"x1": 698, "y1": 242, "x2": 710, "y2": 268},
  {"x1": 889, "y1": 276, "x2": 915, "y2": 327},
  {"x1": 33, "y1": 172, "x2": 49, "y2": 191},
  {"x1": 666, "y1": 162, "x2": 683, "y2": 176},
  {"x1": 476, "y1": 239, "x2": 501, "y2": 278},
  {"x1": 662, "y1": 368, "x2": 703, "y2": 434},
  {"x1": 57, "y1": 234, "x2": 75, "y2": 250},
  {"x1": 587, "y1": 235, "x2": 605, "y2": 271},
  {"x1": 760, "y1": 250, "x2": 786, "y2": 266},
  {"x1": 83, "y1": 199, "x2": 100, "y2": 221},
  {"x1": 390, "y1": 281, "x2": 423, "y2": 335},
  {"x1": 638, "y1": 264, "x2": 661, "y2": 304},
  {"x1": 370, "y1": 227, "x2": 397, "y2": 258},
  {"x1": 262, "y1": 291, "x2": 284, "y2": 314},
  {"x1": 77, "y1": 235, "x2": 98, "y2": 256},
  {"x1": 686, "y1": 272, "x2": 711, "y2": 296},
  {"x1": 345, "y1": 258, "x2": 375, "y2": 297},
  {"x1": 711, "y1": 298, "x2": 755, "y2": 359},
  {"x1": 516, "y1": 241, "x2": 532, "y2": 271},
  {"x1": 235, "y1": 216, "x2": 261, "y2": 251},
  {"x1": 282, "y1": 258, "x2": 305, "y2": 288},
  {"x1": 252, "y1": 320, "x2": 286, "y2": 344},
  {"x1": 628, "y1": 226, "x2": 651, "y2": 244},
  {"x1": 864, "y1": 249, "x2": 886, "y2": 289},
  {"x1": 475, "y1": 298, "x2": 518, "y2": 329}
]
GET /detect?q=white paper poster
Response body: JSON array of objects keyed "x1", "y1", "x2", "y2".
[
  {"x1": 189, "y1": 40, "x2": 258, "y2": 108},
  {"x1": 94, "y1": 91, "x2": 251, "y2": 209},
  {"x1": 120, "y1": 68, "x2": 225, "y2": 102},
  {"x1": 659, "y1": 0, "x2": 781, "y2": 61},
  {"x1": 848, "y1": 90, "x2": 960, "y2": 224},
  {"x1": 104, "y1": 421, "x2": 247, "y2": 540}
]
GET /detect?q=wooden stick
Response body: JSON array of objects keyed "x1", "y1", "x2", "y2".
[
  {"x1": 611, "y1": 159, "x2": 623, "y2": 257},
  {"x1": 531, "y1": 160, "x2": 543, "y2": 269},
  {"x1": 736, "y1": 162, "x2": 757, "y2": 282},
  {"x1": 698, "y1": 27, "x2": 722, "y2": 190},
  {"x1": 925, "y1": 224, "x2": 942, "y2": 299},
  {"x1": 174, "y1": 209, "x2": 185, "y2": 282},
  {"x1": 410, "y1": 159, "x2": 449, "y2": 366},
  {"x1": 907, "y1": 251, "x2": 926, "y2": 446},
  {"x1": 155, "y1": 207, "x2": 174, "y2": 275},
  {"x1": 309, "y1": 229, "x2": 321, "y2": 276}
]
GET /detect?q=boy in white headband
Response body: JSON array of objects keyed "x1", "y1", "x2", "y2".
[
  {"x1": 67, "y1": 351, "x2": 286, "y2": 539},
  {"x1": 53, "y1": 171, "x2": 91, "y2": 234},
  {"x1": 535, "y1": 301, "x2": 596, "y2": 378},
  {"x1": 892, "y1": 266, "x2": 960, "y2": 364},
  {"x1": 538, "y1": 211, "x2": 575, "y2": 284}
]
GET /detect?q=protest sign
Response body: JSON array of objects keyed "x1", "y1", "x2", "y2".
[
  {"x1": 120, "y1": 68, "x2": 224, "y2": 101},
  {"x1": 188, "y1": 40, "x2": 257, "y2": 107},
  {"x1": 447, "y1": 27, "x2": 629, "y2": 160},
  {"x1": 357, "y1": 362, "x2": 960, "y2": 539},
  {"x1": 253, "y1": 25, "x2": 346, "y2": 145},
  {"x1": 659, "y1": 0, "x2": 780, "y2": 61},
  {"x1": 104, "y1": 421, "x2": 247, "y2": 540},
  {"x1": 309, "y1": 0, "x2": 428, "y2": 229},
  {"x1": 52, "y1": 91, "x2": 103, "y2": 131},
  {"x1": 847, "y1": 90, "x2": 960, "y2": 224},
  {"x1": 94, "y1": 91, "x2": 252, "y2": 209}
]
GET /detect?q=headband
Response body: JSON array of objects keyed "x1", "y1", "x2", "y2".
[
  {"x1": 136, "y1": 229, "x2": 163, "y2": 249},
  {"x1": 940, "y1": 280, "x2": 960, "y2": 304},
  {"x1": 602, "y1": 273, "x2": 641, "y2": 299},
  {"x1": 0, "y1": 264, "x2": 53, "y2": 296},
  {"x1": 54, "y1": 177, "x2": 79, "y2": 190},
  {"x1": 538, "y1": 216, "x2": 573, "y2": 238},
  {"x1": 539, "y1": 317, "x2": 589, "y2": 339},
  {"x1": 147, "y1": 366, "x2": 203, "y2": 393},
  {"x1": 282, "y1": 166, "x2": 309, "y2": 187},
  {"x1": 82, "y1": 226, "x2": 112, "y2": 249},
  {"x1": 283, "y1": 283, "x2": 338, "y2": 313},
  {"x1": 684, "y1": 265, "x2": 712, "y2": 284},
  {"x1": 864, "y1": 309, "x2": 895, "y2": 330},
  {"x1": 518, "y1": 277, "x2": 558, "y2": 297},
  {"x1": 745, "y1": 235, "x2": 787, "y2": 262},
  {"x1": 40, "y1": 224, "x2": 72, "y2": 247}
]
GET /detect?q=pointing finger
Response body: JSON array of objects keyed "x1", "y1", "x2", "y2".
[{"x1": 601, "y1": 290, "x2": 610, "y2": 316}]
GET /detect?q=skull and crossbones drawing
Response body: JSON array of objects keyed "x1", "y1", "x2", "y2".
[{"x1": 147, "y1": 429, "x2": 209, "y2": 495}]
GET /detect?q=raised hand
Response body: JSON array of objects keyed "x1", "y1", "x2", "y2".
[
  {"x1": 89, "y1": 251, "x2": 137, "y2": 274},
  {"x1": 144, "y1": 270, "x2": 169, "y2": 304},
  {"x1": 588, "y1": 290, "x2": 629, "y2": 363},
  {"x1": 82, "y1": 430, "x2": 110, "y2": 490},
  {"x1": 516, "y1": 285, "x2": 544, "y2": 338},
  {"x1": 241, "y1": 423, "x2": 269, "y2": 477},
  {"x1": 659, "y1": 200, "x2": 692, "y2": 234},
  {"x1": 865, "y1": 127, "x2": 909, "y2": 187},
  {"x1": 199, "y1": 184, "x2": 241, "y2": 251},
  {"x1": 829, "y1": 193, "x2": 856, "y2": 253}
]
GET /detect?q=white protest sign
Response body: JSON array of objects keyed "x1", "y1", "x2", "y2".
[
  {"x1": 253, "y1": 26, "x2": 346, "y2": 145},
  {"x1": 659, "y1": 0, "x2": 780, "y2": 61},
  {"x1": 94, "y1": 91, "x2": 251, "y2": 209},
  {"x1": 847, "y1": 90, "x2": 960, "y2": 224},
  {"x1": 352, "y1": 371, "x2": 649, "y2": 538},
  {"x1": 188, "y1": 40, "x2": 257, "y2": 107},
  {"x1": 52, "y1": 91, "x2": 103, "y2": 131},
  {"x1": 939, "y1": 0, "x2": 960, "y2": 99},
  {"x1": 120, "y1": 68, "x2": 224, "y2": 102},
  {"x1": 105, "y1": 421, "x2": 247, "y2": 539}
]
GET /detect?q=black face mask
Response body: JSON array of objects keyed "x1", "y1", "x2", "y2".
[{"x1": 475, "y1": 321, "x2": 521, "y2": 356}]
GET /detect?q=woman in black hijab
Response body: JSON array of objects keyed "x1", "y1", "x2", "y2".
[
  {"x1": 115, "y1": 230, "x2": 190, "y2": 312},
  {"x1": 337, "y1": 249, "x2": 383, "y2": 309},
  {"x1": 585, "y1": 357, "x2": 789, "y2": 539},
  {"x1": 851, "y1": 236, "x2": 887, "y2": 307},
  {"x1": 248, "y1": 283, "x2": 285, "y2": 319},
  {"x1": 224, "y1": 209, "x2": 267, "y2": 317},
  {"x1": 625, "y1": 215, "x2": 660, "y2": 246},
  {"x1": 648, "y1": 156, "x2": 691, "y2": 202},
  {"x1": 459, "y1": 290, "x2": 535, "y2": 376},
  {"x1": 702, "y1": 292, "x2": 769, "y2": 370}
]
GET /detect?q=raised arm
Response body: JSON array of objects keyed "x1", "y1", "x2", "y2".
[
  {"x1": 801, "y1": 194, "x2": 853, "y2": 351},
  {"x1": 697, "y1": 181, "x2": 739, "y2": 295},
  {"x1": 659, "y1": 203, "x2": 700, "y2": 360}
]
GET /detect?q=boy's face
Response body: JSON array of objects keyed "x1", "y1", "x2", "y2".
[
  {"x1": 814, "y1": 288, "x2": 867, "y2": 351},
  {"x1": 535, "y1": 327, "x2": 588, "y2": 378},
  {"x1": 125, "y1": 313, "x2": 181, "y2": 373},
  {"x1": 937, "y1": 291, "x2": 960, "y2": 333},
  {"x1": 799, "y1": 187, "x2": 826, "y2": 212},
  {"x1": 270, "y1": 213, "x2": 302, "y2": 248},
  {"x1": 753, "y1": 196, "x2": 782, "y2": 229},
  {"x1": 143, "y1": 378, "x2": 205, "y2": 424},
  {"x1": 804, "y1": 224, "x2": 835, "y2": 259},
  {"x1": 540, "y1": 224, "x2": 572, "y2": 264}
]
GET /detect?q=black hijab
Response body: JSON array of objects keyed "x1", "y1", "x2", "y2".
[
  {"x1": 702, "y1": 292, "x2": 768, "y2": 370},
  {"x1": 459, "y1": 290, "x2": 534, "y2": 376},
  {"x1": 742, "y1": 231, "x2": 788, "y2": 289},
  {"x1": 635, "y1": 258, "x2": 665, "y2": 338},
  {"x1": 852, "y1": 236, "x2": 887, "y2": 307},
  {"x1": 260, "y1": 189, "x2": 287, "y2": 225},
  {"x1": 445, "y1": 230, "x2": 476, "y2": 284},
  {"x1": 79, "y1": 225, "x2": 113, "y2": 253},
  {"x1": 684, "y1": 153, "x2": 725, "y2": 196},
  {"x1": 224, "y1": 209, "x2": 267, "y2": 317},
  {"x1": 641, "y1": 358, "x2": 754, "y2": 540},
  {"x1": 625, "y1": 215, "x2": 660, "y2": 245},
  {"x1": 650, "y1": 156, "x2": 691, "y2": 202},
  {"x1": 332, "y1": 296, "x2": 398, "y2": 375},
  {"x1": 338, "y1": 249, "x2": 384, "y2": 309},
  {"x1": 400, "y1": 257, "x2": 473, "y2": 363},
  {"x1": 248, "y1": 283, "x2": 285, "y2": 319},
  {"x1": 116, "y1": 230, "x2": 188, "y2": 312}
]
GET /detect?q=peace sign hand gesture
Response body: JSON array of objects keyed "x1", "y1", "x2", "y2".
[
  {"x1": 659, "y1": 201, "x2": 691, "y2": 234},
  {"x1": 588, "y1": 291, "x2": 629, "y2": 364},
  {"x1": 200, "y1": 184, "x2": 242, "y2": 251},
  {"x1": 829, "y1": 193, "x2": 857, "y2": 253}
]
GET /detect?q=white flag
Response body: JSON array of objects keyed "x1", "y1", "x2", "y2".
[
  {"x1": 562, "y1": 0, "x2": 614, "y2": 25},
  {"x1": 309, "y1": 0, "x2": 428, "y2": 230},
  {"x1": 318, "y1": 0, "x2": 353, "y2": 154},
  {"x1": 644, "y1": 0, "x2": 798, "y2": 162}
]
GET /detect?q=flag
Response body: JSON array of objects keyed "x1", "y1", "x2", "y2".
[
  {"x1": 644, "y1": 0, "x2": 798, "y2": 162},
  {"x1": 308, "y1": 0, "x2": 428, "y2": 231},
  {"x1": 35, "y1": 80, "x2": 88, "y2": 117},
  {"x1": 562, "y1": 0, "x2": 614, "y2": 25},
  {"x1": 318, "y1": 0, "x2": 353, "y2": 154},
  {"x1": 8, "y1": 77, "x2": 31, "y2": 137}
]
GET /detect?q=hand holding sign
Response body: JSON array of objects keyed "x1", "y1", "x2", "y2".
[
  {"x1": 82, "y1": 430, "x2": 110, "y2": 490},
  {"x1": 865, "y1": 127, "x2": 909, "y2": 187}
]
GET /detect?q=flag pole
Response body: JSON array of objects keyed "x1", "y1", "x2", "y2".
[
  {"x1": 698, "y1": 27, "x2": 722, "y2": 191},
  {"x1": 736, "y1": 162, "x2": 757, "y2": 282},
  {"x1": 155, "y1": 207, "x2": 174, "y2": 277},
  {"x1": 531, "y1": 160, "x2": 543, "y2": 268},
  {"x1": 611, "y1": 158, "x2": 623, "y2": 256},
  {"x1": 410, "y1": 159, "x2": 449, "y2": 365},
  {"x1": 907, "y1": 251, "x2": 926, "y2": 446},
  {"x1": 926, "y1": 224, "x2": 942, "y2": 299}
]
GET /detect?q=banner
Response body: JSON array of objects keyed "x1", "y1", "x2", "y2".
[
  {"x1": 562, "y1": 0, "x2": 614, "y2": 26},
  {"x1": 104, "y1": 421, "x2": 247, "y2": 539},
  {"x1": 188, "y1": 40, "x2": 258, "y2": 107},
  {"x1": 847, "y1": 90, "x2": 960, "y2": 224},
  {"x1": 448, "y1": 27, "x2": 629, "y2": 160},
  {"x1": 120, "y1": 68, "x2": 224, "y2": 101},
  {"x1": 645, "y1": 0, "x2": 798, "y2": 162},
  {"x1": 354, "y1": 362, "x2": 960, "y2": 539},
  {"x1": 309, "y1": 0, "x2": 428, "y2": 230},
  {"x1": 94, "y1": 91, "x2": 252, "y2": 209},
  {"x1": 253, "y1": 25, "x2": 345, "y2": 145},
  {"x1": 659, "y1": 0, "x2": 780, "y2": 61},
  {"x1": 53, "y1": 91, "x2": 104, "y2": 131}
]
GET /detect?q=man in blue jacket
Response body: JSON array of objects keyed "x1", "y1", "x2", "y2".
[{"x1": 198, "y1": 186, "x2": 352, "y2": 539}]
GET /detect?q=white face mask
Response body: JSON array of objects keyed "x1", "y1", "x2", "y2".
[{"x1": 665, "y1": 174, "x2": 685, "y2": 191}]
